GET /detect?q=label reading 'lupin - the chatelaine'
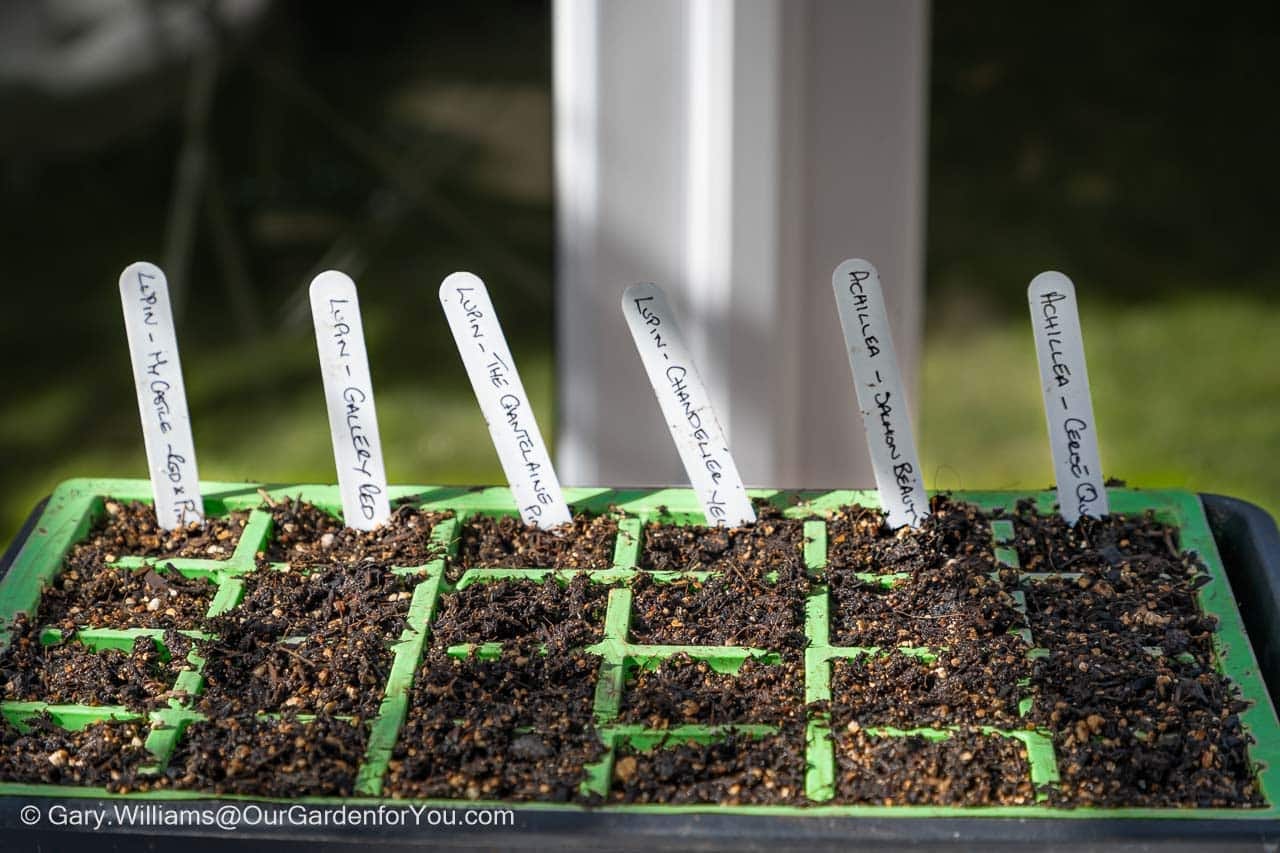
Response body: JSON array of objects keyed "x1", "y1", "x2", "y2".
[
  {"x1": 1028, "y1": 271, "x2": 1108, "y2": 523},
  {"x1": 118, "y1": 262, "x2": 203, "y2": 530},
  {"x1": 309, "y1": 270, "x2": 390, "y2": 530},
  {"x1": 831, "y1": 258, "x2": 928, "y2": 529},
  {"x1": 621, "y1": 282, "x2": 755, "y2": 528},
  {"x1": 440, "y1": 272, "x2": 571, "y2": 529}
]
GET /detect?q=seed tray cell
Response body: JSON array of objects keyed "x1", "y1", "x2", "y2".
[{"x1": 0, "y1": 479, "x2": 1274, "y2": 825}]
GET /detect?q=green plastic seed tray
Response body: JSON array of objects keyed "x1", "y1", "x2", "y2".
[{"x1": 1, "y1": 478, "x2": 1278, "y2": 829}]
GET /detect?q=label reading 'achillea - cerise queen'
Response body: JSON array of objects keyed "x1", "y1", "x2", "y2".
[
  {"x1": 1028, "y1": 271, "x2": 1108, "y2": 523},
  {"x1": 831, "y1": 258, "x2": 929, "y2": 530},
  {"x1": 621, "y1": 282, "x2": 755, "y2": 528},
  {"x1": 118, "y1": 261, "x2": 204, "y2": 530},
  {"x1": 440, "y1": 271, "x2": 571, "y2": 529},
  {"x1": 309, "y1": 270, "x2": 391, "y2": 530}
]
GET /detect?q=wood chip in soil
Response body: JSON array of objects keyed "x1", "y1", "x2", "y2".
[
  {"x1": 70, "y1": 499, "x2": 248, "y2": 561},
  {"x1": 826, "y1": 496, "x2": 995, "y2": 572},
  {"x1": 828, "y1": 635, "x2": 1031, "y2": 728},
  {"x1": 385, "y1": 648, "x2": 603, "y2": 802},
  {"x1": 429, "y1": 574, "x2": 610, "y2": 651},
  {"x1": 828, "y1": 554, "x2": 1023, "y2": 648},
  {"x1": 619, "y1": 654, "x2": 803, "y2": 727},
  {"x1": 263, "y1": 499, "x2": 450, "y2": 567},
  {"x1": 450, "y1": 513, "x2": 618, "y2": 582},
  {"x1": 38, "y1": 563, "x2": 217, "y2": 631},
  {"x1": 0, "y1": 616, "x2": 193, "y2": 712},
  {"x1": 609, "y1": 726, "x2": 806, "y2": 805},
  {"x1": 831, "y1": 725, "x2": 1036, "y2": 805},
  {"x1": 0, "y1": 713, "x2": 158, "y2": 791},
  {"x1": 165, "y1": 715, "x2": 367, "y2": 797}
]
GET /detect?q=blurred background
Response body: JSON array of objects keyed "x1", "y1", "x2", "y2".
[{"x1": 1, "y1": 0, "x2": 1278, "y2": 544}]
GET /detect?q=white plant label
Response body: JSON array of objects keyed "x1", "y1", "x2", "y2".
[
  {"x1": 831, "y1": 259, "x2": 929, "y2": 529},
  {"x1": 439, "y1": 272, "x2": 571, "y2": 528},
  {"x1": 118, "y1": 261, "x2": 203, "y2": 530},
  {"x1": 621, "y1": 283, "x2": 756, "y2": 527},
  {"x1": 309, "y1": 271, "x2": 390, "y2": 530},
  {"x1": 1028, "y1": 271, "x2": 1108, "y2": 523}
]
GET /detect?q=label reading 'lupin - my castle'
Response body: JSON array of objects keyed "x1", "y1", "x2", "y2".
[{"x1": 118, "y1": 261, "x2": 204, "y2": 530}]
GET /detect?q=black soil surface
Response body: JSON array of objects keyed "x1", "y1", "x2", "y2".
[
  {"x1": 1010, "y1": 500, "x2": 1184, "y2": 576},
  {"x1": 450, "y1": 513, "x2": 619, "y2": 582},
  {"x1": 196, "y1": 629, "x2": 393, "y2": 717},
  {"x1": 826, "y1": 496, "x2": 994, "y2": 572},
  {"x1": 628, "y1": 505, "x2": 809, "y2": 657},
  {"x1": 1027, "y1": 571, "x2": 1217, "y2": 664},
  {"x1": 214, "y1": 562, "x2": 418, "y2": 638},
  {"x1": 385, "y1": 648, "x2": 603, "y2": 802},
  {"x1": 263, "y1": 499, "x2": 450, "y2": 567},
  {"x1": 430, "y1": 574, "x2": 609, "y2": 650},
  {"x1": 71, "y1": 500, "x2": 248, "y2": 561},
  {"x1": 39, "y1": 563, "x2": 217, "y2": 630},
  {"x1": 5, "y1": 488, "x2": 1264, "y2": 808},
  {"x1": 197, "y1": 563, "x2": 418, "y2": 717},
  {"x1": 640, "y1": 504, "x2": 805, "y2": 577},
  {"x1": 619, "y1": 655, "x2": 803, "y2": 727},
  {"x1": 828, "y1": 554, "x2": 1023, "y2": 648},
  {"x1": 825, "y1": 497, "x2": 1021, "y2": 648},
  {"x1": 1015, "y1": 504, "x2": 1261, "y2": 808},
  {"x1": 166, "y1": 715, "x2": 367, "y2": 797},
  {"x1": 829, "y1": 635, "x2": 1031, "y2": 728},
  {"x1": 831, "y1": 725, "x2": 1036, "y2": 805},
  {"x1": 0, "y1": 617, "x2": 193, "y2": 711},
  {"x1": 0, "y1": 713, "x2": 157, "y2": 790},
  {"x1": 1030, "y1": 635, "x2": 1260, "y2": 807},
  {"x1": 609, "y1": 727, "x2": 807, "y2": 805},
  {"x1": 627, "y1": 572, "x2": 809, "y2": 654}
]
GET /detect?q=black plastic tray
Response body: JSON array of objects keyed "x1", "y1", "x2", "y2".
[{"x1": 2, "y1": 493, "x2": 1278, "y2": 851}]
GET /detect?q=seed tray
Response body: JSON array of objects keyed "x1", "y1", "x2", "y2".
[{"x1": 0, "y1": 479, "x2": 1278, "y2": 829}]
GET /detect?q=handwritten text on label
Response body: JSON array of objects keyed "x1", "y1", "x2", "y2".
[
  {"x1": 621, "y1": 284, "x2": 754, "y2": 528},
  {"x1": 309, "y1": 271, "x2": 390, "y2": 529},
  {"x1": 440, "y1": 272, "x2": 571, "y2": 529},
  {"x1": 118, "y1": 262, "x2": 203, "y2": 529},
  {"x1": 831, "y1": 259, "x2": 929, "y2": 529},
  {"x1": 1028, "y1": 272, "x2": 1108, "y2": 523}
]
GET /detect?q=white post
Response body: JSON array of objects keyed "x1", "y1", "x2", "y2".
[{"x1": 553, "y1": 0, "x2": 930, "y2": 489}]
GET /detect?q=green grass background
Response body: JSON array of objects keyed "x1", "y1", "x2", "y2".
[{"x1": 2, "y1": 2, "x2": 1278, "y2": 545}]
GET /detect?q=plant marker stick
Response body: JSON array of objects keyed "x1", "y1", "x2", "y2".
[
  {"x1": 831, "y1": 259, "x2": 929, "y2": 529},
  {"x1": 439, "y1": 272, "x2": 572, "y2": 529},
  {"x1": 118, "y1": 261, "x2": 203, "y2": 530},
  {"x1": 1028, "y1": 271, "x2": 1108, "y2": 523},
  {"x1": 309, "y1": 271, "x2": 390, "y2": 530},
  {"x1": 621, "y1": 283, "x2": 755, "y2": 527}
]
